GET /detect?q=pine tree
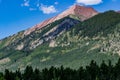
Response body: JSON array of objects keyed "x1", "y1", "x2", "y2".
[{"x1": 23, "y1": 66, "x2": 34, "y2": 80}]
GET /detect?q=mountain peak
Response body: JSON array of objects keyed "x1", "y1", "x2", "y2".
[
  {"x1": 56, "y1": 4, "x2": 98, "y2": 20},
  {"x1": 67, "y1": 4, "x2": 81, "y2": 11},
  {"x1": 24, "y1": 5, "x2": 98, "y2": 35},
  {"x1": 69, "y1": 4, "x2": 87, "y2": 10},
  {"x1": 68, "y1": 4, "x2": 88, "y2": 10},
  {"x1": 118, "y1": 11, "x2": 120, "y2": 13}
]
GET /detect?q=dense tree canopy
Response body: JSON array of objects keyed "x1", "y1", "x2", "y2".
[{"x1": 1, "y1": 59, "x2": 120, "y2": 80}]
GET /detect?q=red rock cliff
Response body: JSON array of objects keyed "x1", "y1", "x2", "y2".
[{"x1": 24, "y1": 5, "x2": 98, "y2": 35}]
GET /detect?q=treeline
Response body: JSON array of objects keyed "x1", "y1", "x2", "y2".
[{"x1": 1, "y1": 59, "x2": 120, "y2": 80}]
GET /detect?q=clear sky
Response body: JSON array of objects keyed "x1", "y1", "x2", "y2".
[{"x1": 0, "y1": 0, "x2": 120, "y2": 39}]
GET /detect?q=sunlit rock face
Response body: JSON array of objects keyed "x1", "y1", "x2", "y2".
[{"x1": 24, "y1": 5, "x2": 98, "y2": 35}]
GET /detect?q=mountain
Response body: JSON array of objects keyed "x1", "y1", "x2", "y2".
[
  {"x1": 24, "y1": 5, "x2": 98, "y2": 35},
  {"x1": 0, "y1": 5, "x2": 98, "y2": 52},
  {"x1": 118, "y1": 11, "x2": 120, "y2": 13},
  {"x1": 0, "y1": 5, "x2": 120, "y2": 71}
]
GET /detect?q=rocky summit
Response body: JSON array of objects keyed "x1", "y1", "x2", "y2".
[{"x1": 24, "y1": 5, "x2": 98, "y2": 35}]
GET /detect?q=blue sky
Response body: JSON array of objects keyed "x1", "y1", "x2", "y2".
[{"x1": 0, "y1": 0, "x2": 120, "y2": 39}]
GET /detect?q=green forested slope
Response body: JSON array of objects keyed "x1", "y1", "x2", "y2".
[{"x1": 0, "y1": 11, "x2": 120, "y2": 71}]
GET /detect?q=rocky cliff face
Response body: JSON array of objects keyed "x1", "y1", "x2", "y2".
[
  {"x1": 2, "y1": 16, "x2": 80, "y2": 51},
  {"x1": 24, "y1": 5, "x2": 98, "y2": 35}
]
